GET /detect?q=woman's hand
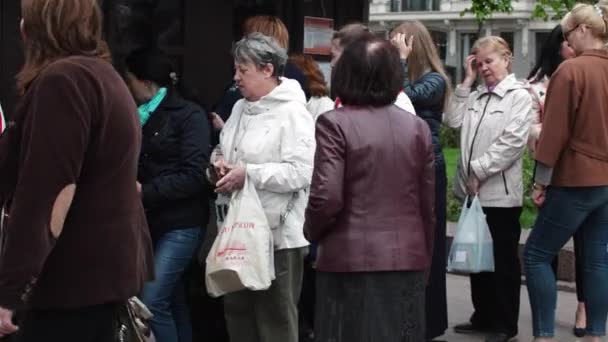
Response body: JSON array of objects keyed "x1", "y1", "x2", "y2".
[
  {"x1": 532, "y1": 184, "x2": 547, "y2": 208},
  {"x1": 215, "y1": 166, "x2": 246, "y2": 193},
  {"x1": 0, "y1": 307, "x2": 18, "y2": 338},
  {"x1": 466, "y1": 174, "x2": 480, "y2": 196},
  {"x1": 390, "y1": 33, "x2": 414, "y2": 60},
  {"x1": 462, "y1": 55, "x2": 478, "y2": 88}
]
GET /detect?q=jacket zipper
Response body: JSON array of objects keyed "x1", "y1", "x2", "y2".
[
  {"x1": 466, "y1": 96, "x2": 492, "y2": 177},
  {"x1": 502, "y1": 172, "x2": 510, "y2": 195}
]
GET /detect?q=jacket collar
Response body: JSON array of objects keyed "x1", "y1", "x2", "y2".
[
  {"x1": 242, "y1": 78, "x2": 306, "y2": 116},
  {"x1": 157, "y1": 92, "x2": 188, "y2": 111},
  {"x1": 475, "y1": 74, "x2": 524, "y2": 99},
  {"x1": 580, "y1": 49, "x2": 608, "y2": 60}
]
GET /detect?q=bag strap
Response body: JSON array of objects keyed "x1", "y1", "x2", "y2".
[{"x1": 279, "y1": 191, "x2": 300, "y2": 226}]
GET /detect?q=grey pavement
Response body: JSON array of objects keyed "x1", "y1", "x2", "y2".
[{"x1": 439, "y1": 274, "x2": 598, "y2": 342}]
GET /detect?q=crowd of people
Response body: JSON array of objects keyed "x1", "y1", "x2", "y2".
[{"x1": 0, "y1": 0, "x2": 608, "y2": 342}]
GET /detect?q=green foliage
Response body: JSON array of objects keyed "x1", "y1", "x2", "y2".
[
  {"x1": 444, "y1": 148, "x2": 462, "y2": 223},
  {"x1": 461, "y1": 0, "x2": 513, "y2": 24},
  {"x1": 463, "y1": 0, "x2": 595, "y2": 23},
  {"x1": 521, "y1": 150, "x2": 537, "y2": 229},
  {"x1": 440, "y1": 126, "x2": 460, "y2": 149},
  {"x1": 444, "y1": 148, "x2": 537, "y2": 228},
  {"x1": 532, "y1": 0, "x2": 595, "y2": 21}
]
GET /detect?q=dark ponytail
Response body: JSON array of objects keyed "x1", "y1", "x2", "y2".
[
  {"x1": 125, "y1": 46, "x2": 202, "y2": 105},
  {"x1": 527, "y1": 25, "x2": 565, "y2": 82}
]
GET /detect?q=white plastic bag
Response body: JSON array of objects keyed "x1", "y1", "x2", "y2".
[
  {"x1": 447, "y1": 196, "x2": 495, "y2": 273},
  {"x1": 205, "y1": 176, "x2": 275, "y2": 297}
]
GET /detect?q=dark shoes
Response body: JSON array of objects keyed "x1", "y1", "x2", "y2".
[
  {"x1": 453, "y1": 322, "x2": 491, "y2": 334},
  {"x1": 484, "y1": 332, "x2": 516, "y2": 342},
  {"x1": 454, "y1": 323, "x2": 515, "y2": 342},
  {"x1": 573, "y1": 326, "x2": 587, "y2": 337}
]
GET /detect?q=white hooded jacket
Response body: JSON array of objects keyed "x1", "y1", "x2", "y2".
[{"x1": 219, "y1": 78, "x2": 315, "y2": 250}]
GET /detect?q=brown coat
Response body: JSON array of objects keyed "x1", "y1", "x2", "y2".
[
  {"x1": 536, "y1": 50, "x2": 608, "y2": 187},
  {"x1": 0, "y1": 56, "x2": 153, "y2": 310},
  {"x1": 304, "y1": 105, "x2": 435, "y2": 273}
]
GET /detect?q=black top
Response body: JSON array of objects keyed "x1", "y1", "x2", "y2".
[{"x1": 138, "y1": 93, "x2": 212, "y2": 242}]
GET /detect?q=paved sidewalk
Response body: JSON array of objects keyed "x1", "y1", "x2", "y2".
[{"x1": 440, "y1": 274, "x2": 596, "y2": 342}]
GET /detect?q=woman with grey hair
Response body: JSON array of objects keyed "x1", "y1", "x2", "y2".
[{"x1": 209, "y1": 32, "x2": 315, "y2": 342}]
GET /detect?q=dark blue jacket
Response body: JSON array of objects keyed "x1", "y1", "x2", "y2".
[
  {"x1": 138, "y1": 93, "x2": 212, "y2": 242},
  {"x1": 403, "y1": 66, "x2": 447, "y2": 161}
]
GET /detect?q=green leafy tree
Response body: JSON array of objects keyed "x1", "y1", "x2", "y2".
[
  {"x1": 531, "y1": 0, "x2": 595, "y2": 20},
  {"x1": 461, "y1": 0, "x2": 513, "y2": 32}
]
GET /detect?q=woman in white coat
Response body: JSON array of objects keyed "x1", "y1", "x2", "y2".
[
  {"x1": 444, "y1": 36, "x2": 533, "y2": 342},
  {"x1": 209, "y1": 33, "x2": 315, "y2": 342}
]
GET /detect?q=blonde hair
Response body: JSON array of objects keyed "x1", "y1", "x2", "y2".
[
  {"x1": 561, "y1": 3, "x2": 608, "y2": 40},
  {"x1": 391, "y1": 21, "x2": 452, "y2": 110},
  {"x1": 472, "y1": 36, "x2": 513, "y2": 72},
  {"x1": 243, "y1": 15, "x2": 289, "y2": 50}
]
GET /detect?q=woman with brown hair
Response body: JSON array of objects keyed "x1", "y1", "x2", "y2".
[
  {"x1": 288, "y1": 54, "x2": 334, "y2": 120},
  {"x1": 0, "y1": 0, "x2": 153, "y2": 340},
  {"x1": 331, "y1": 22, "x2": 416, "y2": 114},
  {"x1": 306, "y1": 34, "x2": 435, "y2": 342},
  {"x1": 390, "y1": 20, "x2": 451, "y2": 341}
]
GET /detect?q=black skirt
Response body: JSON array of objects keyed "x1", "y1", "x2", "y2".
[{"x1": 315, "y1": 271, "x2": 426, "y2": 342}]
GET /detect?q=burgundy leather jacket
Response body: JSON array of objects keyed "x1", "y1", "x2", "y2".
[{"x1": 305, "y1": 105, "x2": 436, "y2": 273}]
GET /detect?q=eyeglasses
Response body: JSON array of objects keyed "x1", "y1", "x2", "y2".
[{"x1": 563, "y1": 25, "x2": 581, "y2": 40}]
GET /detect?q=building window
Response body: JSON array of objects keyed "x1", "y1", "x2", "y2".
[
  {"x1": 500, "y1": 32, "x2": 514, "y2": 55},
  {"x1": 401, "y1": 0, "x2": 440, "y2": 11},
  {"x1": 391, "y1": 0, "x2": 401, "y2": 12}
]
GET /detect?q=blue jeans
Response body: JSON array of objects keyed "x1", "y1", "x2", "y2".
[
  {"x1": 141, "y1": 227, "x2": 202, "y2": 342},
  {"x1": 524, "y1": 186, "x2": 608, "y2": 337}
]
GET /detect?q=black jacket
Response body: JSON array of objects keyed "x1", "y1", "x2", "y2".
[
  {"x1": 138, "y1": 93, "x2": 211, "y2": 241},
  {"x1": 403, "y1": 68, "x2": 447, "y2": 161}
]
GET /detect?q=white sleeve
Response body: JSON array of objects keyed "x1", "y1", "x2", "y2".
[{"x1": 443, "y1": 85, "x2": 472, "y2": 129}]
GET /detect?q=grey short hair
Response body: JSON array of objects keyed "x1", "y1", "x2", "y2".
[{"x1": 232, "y1": 32, "x2": 288, "y2": 77}]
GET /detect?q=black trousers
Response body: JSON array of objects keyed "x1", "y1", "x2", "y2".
[
  {"x1": 470, "y1": 206, "x2": 522, "y2": 337},
  {"x1": 315, "y1": 271, "x2": 426, "y2": 342},
  {"x1": 12, "y1": 303, "x2": 118, "y2": 342}
]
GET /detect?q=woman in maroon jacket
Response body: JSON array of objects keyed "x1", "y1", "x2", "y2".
[{"x1": 305, "y1": 35, "x2": 436, "y2": 342}]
